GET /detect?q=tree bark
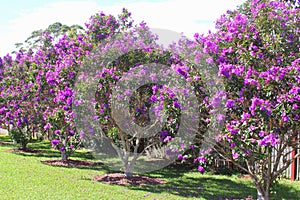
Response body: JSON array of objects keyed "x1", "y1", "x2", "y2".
[
  {"x1": 257, "y1": 189, "x2": 264, "y2": 200},
  {"x1": 61, "y1": 149, "x2": 67, "y2": 161},
  {"x1": 21, "y1": 141, "x2": 28, "y2": 150},
  {"x1": 124, "y1": 164, "x2": 134, "y2": 178},
  {"x1": 256, "y1": 183, "x2": 271, "y2": 200},
  {"x1": 61, "y1": 138, "x2": 68, "y2": 161}
]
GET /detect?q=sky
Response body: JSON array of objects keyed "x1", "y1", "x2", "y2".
[{"x1": 0, "y1": 0, "x2": 246, "y2": 57}]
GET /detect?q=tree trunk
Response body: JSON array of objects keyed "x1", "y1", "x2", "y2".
[
  {"x1": 256, "y1": 186, "x2": 270, "y2": 200},
  {"x1": 21, "y1": 142, "x2": 28, "y2": 151},
  {"x1": 61, "y1": 149, "x2": 67, "y2": 161},
  {"x1": 124, "y1": 166, "x2": 133, "y2": 178},
  {"x1": 123, "y1": 153, "x2": 139, "y2": 178},
  {"x1": 61, "y1": 138, "x2": 68, "y2": 161}
]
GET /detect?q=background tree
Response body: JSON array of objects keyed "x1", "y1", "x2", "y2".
[{"x1": 13, "y1": 22, "x2": 84, "y2": 53}]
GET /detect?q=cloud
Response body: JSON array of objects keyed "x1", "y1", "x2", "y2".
[
  {"x1": 0, "y1": 0, "x2": 245, "y2": 56},
  {"x1": 1, "y1": 1, "x2": 101, "y2": 56},
  {"x1": 121, "y1": 0, "x2": 245, "y2": 36}
]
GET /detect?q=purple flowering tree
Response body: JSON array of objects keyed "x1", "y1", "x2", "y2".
[
  {"x1": 32, "y1": 9, "x2": 133, "y2": 161},
  {"x1": 191, "y1": 0, "x2": 300, "y2": 199},
  {"x1": 0, "y1": 8, "x2": 137, "y2": 161},
  {"x1": 82, "y1": 24, "x2": 185, "y2": 177},
  {"x1": 74, "y1": 14, "x2": 208, "y2": 176},
  {"x1": 0, "y1": 51, "x2": 44, "y2": 150}
]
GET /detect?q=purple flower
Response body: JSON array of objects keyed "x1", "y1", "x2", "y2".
[
  {"x1": 232, "y1": 150, "x2": 240, "y2": 159},
  {"x1": 159, "y1": 130, "x2": 168, "y2": 140},
  {"x1": 60, "y1": 146, "x2": 65, "y2": 152},
  {"x1": 180, "y1": 144, "x2": 185, "y2": 150},
  {"x1": 216, "y1": 114, "x2": 226, "y2": 123},
  {"x1": 259, "y1": 131, "x2": 264, "y2": 137},
  {"x1": 198, "y1": 166, "x2": 205, "y2": 173},
  {"x1": 51, "y1": 140, "x2": 60, "y2": 146},
  {"x1": 281, "y1": 112, "x2": 289, "y2": 122},
  {"x1": 293, "y1": 104, "x2": 298, "y2": 110},
  {"x1": 163, "y1": 136, "x2": 172, "y2": 143},
  {"x1": 80, "y1": 130, "x2": 85, "y2": 138},
  {"x1": 173, "y1": 64, "x2": 189, "y2": 78},
  {"x1": 230, "y1": 143, "x2": 236, "y2": 148},
  {"x1": 54, "y1": 130, "x2": 61, "y2": 135},
  {"x1": 241, "y1": 112, "x2": 250, "y2": 122},
  {"x1": 88, "y1": 126, "x2": 94, "y2": 135},
  {"x1": 259, "y1": 134, "x2": 279, "y2": 147},
  {"x1": 166, "y1": 149, "x2": 171, "y2": 155},
  {"x1": 44, "y1": 123, "x2": 51, "y2": 130},
  {"x1": 226, "y1": 99, "x2": 235, "y2": 108},
  {"x1": 216, "y1": 134, "x2": 223, "y2": 142},
  {"x1": 244, "y1": 150, "x2": 251, "y2": 156},
  {"x1": 124, "y1": 89, "x2": 131, "y2": 95},
  {"x1": 206, "y1": 56, "x2": 214, "y2": 64},
  {"x1": 68, "y1": 72, "x2": 75, "y2": 79},
  {"x1": 226, "y1": 124, "x2": 239, "y2": 134},
  {"x1": 248, "y1": 125, "x2": 257, "y2": 132},
  {"x1": 150, "y1": 95, "x2": 158, "y2": 102},
  {"x1": 135, "y1": 108, "x2": 140, "y2": 113},
  {"x1": 173, "y1": 101, "x2": 180, "y2": 108},
  {"x1": 178, "y1": 154, "x2": 183, "y2": 160},
  {"x1": 197, "y1": 156, "x2": 207, "y2": 163},
  {"x1": 277, "y1": 56, "x2": 282, "y2": 63}
]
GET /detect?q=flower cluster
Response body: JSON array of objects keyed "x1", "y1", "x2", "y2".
[
  {"x1": 192, "y1": 0, "x2": 300, "y2": 174},
  {"x1": 0, "y1": 8, "x2": 135, "y2": 160}
]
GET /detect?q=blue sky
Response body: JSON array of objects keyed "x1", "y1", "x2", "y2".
[{"x1": 0, "y1": 0, "x2": 245, "y2": 57}]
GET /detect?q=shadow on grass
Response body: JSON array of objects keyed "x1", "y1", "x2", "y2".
[
  {"x1": 0, "y1": 136, "x2": 113, "y2": 172},
  {"x1": 126, "y1": 168, "x2": 255, "y2": 199},
  {"x1": 40, "y1": 159, "x2": 113, "y2": 172},
  {"x1": 271, "y1": 181, "x2": 300, "y2": 200},
  {"x1": 123, "y1": 166, "x2": 300, "y2": 199},
  {"x1": 12, "y1": 148, "x2": 97, "y2": 161},
  {"x1": 7, "y1": 139, "x2": 95, "y2": 160},
  {"x1": 2, "y1": 135, "x2": 299, "y2": 199},
  {"x1": 0, "y1": 135, "x2": 15, "y2": 147}
]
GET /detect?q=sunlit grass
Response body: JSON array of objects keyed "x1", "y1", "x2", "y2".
[{"x1": 0, "y1": 135, "x2": 299, "y2": 200}]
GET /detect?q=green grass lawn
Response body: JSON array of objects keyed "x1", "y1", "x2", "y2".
[{"x1": 0, "y1": 135, "x2": 299, "y2": 200}]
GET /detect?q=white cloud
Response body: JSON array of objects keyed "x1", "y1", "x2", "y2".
[
  {"x1": 1, "y1": 1, "x2": 101, "y2": 56},
  {"x1": 0, "y1": 0, "x2": 245, "y2": 57},
  {"x1": 121, "y1": 0, "x2": 245, "y2": 36}
]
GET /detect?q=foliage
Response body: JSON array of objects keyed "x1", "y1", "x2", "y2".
[
  {"x1": 14, "y1": 22, "x2": 84, "y2": 52},
  {"x1": 190, "y1": 0, "x2": 300, "y2": 199},
  {"x1": 0, "y1": 8, "x2": 152, "y2": 162},
  {"x1": 76, "y1": 18, "x2": 207, "y2": 176},
  {"x1": 1, "y1": 1, "x2": 299, "y2": 199},
  {"x1": 9, "y1": 129, "x2": 31, "y2": 149}
]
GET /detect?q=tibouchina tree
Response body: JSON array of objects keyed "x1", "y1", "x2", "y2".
[
  {"x1": 0, "y1": 9, "x2": 134, "y2": 160},
  {"x1": 74, "y1": 18, "x2": 210, "y2": 176},
  {"x1": 39, "y1": 9, "x2": 134, "y2": 161},
  {"x1": 191, "y1": 0, "x2": 300, "y2": 199}
]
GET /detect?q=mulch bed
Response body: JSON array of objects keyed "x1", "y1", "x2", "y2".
[
  {"x1": 8, "y1": 148, "x2": 43, "y2": 153},
  {"x1": 41, "y1": 159, "x2": 103, "y2": 167},
  {"x1": 42, "y1": 160, "x2": 165, "y2": 186},
  {"x1": 93, "y1": 173, "x2": 166, "y2": 186}
]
